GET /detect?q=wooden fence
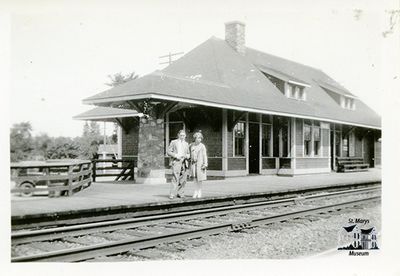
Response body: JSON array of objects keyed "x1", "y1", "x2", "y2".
[
  {"x1": 91, "y1": 159, "x2": 135, "y2": 182},
  {"x1": 10, "y1": 160, "x2": 92, "y2": 197}
]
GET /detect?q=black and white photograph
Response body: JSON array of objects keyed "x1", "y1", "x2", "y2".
[{"x1": 1, "y1": 0, "x2": 399, "y2": 275}]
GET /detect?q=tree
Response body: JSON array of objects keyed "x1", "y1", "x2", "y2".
[
  {"x1": 32, "y1": 133, "x2": 52, "y2": 160},
  {"x1": 77, "y1": 121, "x2": 103, "y2": 159},
  {"x1": 10, "y1": 122, "x2": 34, "y2": 162},
  {"x1": 105, "y1": 71, "x2": 138, "y2": 87},
  {"x1": 46, "y1": 137, "x2": 80, "y2": 159}
]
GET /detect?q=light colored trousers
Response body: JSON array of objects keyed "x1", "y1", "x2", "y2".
[{"x1": 170, "y1": 160, "x2": 188, "y2": 197}]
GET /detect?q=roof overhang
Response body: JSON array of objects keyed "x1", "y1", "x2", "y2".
[
  {"x1": 82, "y1": 93, "x2": 381, "y2": 130},
  {"x1": 257, "y1": 65, "x2": 311, "y2": 88},
  {"x1": 73, "y1": 107, "x2": 142, "y2": 122},
  {"x1": 316, "y1": 80, "x2": 357, "y2": 99}
]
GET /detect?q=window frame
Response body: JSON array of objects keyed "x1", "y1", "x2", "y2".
[
  {"x1": 261, "y1": 122, "x2": 273, "y2": 157},
  {"x1": 303, "y1": 120, "x2": 312, "y2": 156},
  {"x1": 313, "y1": 122, "x2": 321, "y2": 156},
  {"x1": 233, "y1": 121, "x2": 246, "y2": 157},
  {"x1": 287, "y1": 83, "x2": 306, "y2": 101}
]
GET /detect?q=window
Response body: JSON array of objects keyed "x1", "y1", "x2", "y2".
[
  {"x1": 234, "y1": 122, "x2": 245, "y2": 156},
  {"x1": 313, "y1": 122, "x2": 321, "y2": 156},
  {"x1": 304, "y1": 121, "x2": 312, "y2": 156},
  {"x1": 290, "y1": 85, "x2": 296, "y2": 98},
  {"x1": 262, "y1": 124, "x2": 272, "y2": 157},
  {"x1": 287, "y1": 84, "x2": 306, "y2": 101},
  {"x1": 299, "y1": 88, "x2": 306, "y2": 100},
  {"x1": 341, "y1": 96, "x2": 356, "y2": 110}
]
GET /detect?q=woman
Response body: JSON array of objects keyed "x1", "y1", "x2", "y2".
[{"x1": 190, "y1": 131, "x2": 208, "y2": 198}]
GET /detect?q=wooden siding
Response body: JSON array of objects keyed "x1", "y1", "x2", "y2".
[
  {"x1": 262, "y1": 157, "x2": 276, "y2": 169},
  {"x1": 296, "y1": 158, "x2": 329, "y2": 169},
  {"x1": 208, "y1": 157, "x2": 223, "y2": 170},
  {"x1": 228, "y1": 157, "x2": 246, "y2": 170},
  {"x1": 296, "y1": 118, "x2": 303, "y2": 157}
]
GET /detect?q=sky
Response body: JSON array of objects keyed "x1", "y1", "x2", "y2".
[{"x1": 6, "y1": 0, "x2": 399, "y2": 137}]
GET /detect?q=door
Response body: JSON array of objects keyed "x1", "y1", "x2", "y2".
[
  {"x1": 248, "y1": 123, "x2": 260, "y2": 174},
  {"x1": 363, "y1": 133, "x2": 375, "y2": 168}
]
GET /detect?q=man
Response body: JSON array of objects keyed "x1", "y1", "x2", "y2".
[{"x1": 167, "y1": 129, "x2": 190, "y2": 199}]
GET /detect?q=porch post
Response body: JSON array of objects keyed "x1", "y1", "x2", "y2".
[
  {"x1": 222, "y1": 109, "x2": 228, "y2": 173},
  {"x1": 117, "y1": 125, "x2": 122, "y2": 159},
  {"x1": 136, "y1": 115, "x2": 167, "y2": 184},
  {"x1": 333, "y1": 124, "x2": 336, "y2": 171},
  {"x1": 290, "y1": 117, "x2": 296, "y2": 172}
]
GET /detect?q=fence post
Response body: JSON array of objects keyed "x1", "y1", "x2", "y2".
[
  {"x1": 92, "y1": 160, "x2": 96, "y2": 182},
  {"x1": 131, "y1": 160, "x2": 135, "y2": 181},
  {"x1": 68, "y1": 165, "x2": 73, "y2": 196}
]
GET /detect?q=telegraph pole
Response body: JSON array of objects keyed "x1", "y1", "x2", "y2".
[{"x1": 159, "y1": 52, "x2": 184, "y2": 66}]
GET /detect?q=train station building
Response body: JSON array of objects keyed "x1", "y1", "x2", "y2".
[{"x1": 75, "y1": 21, "x2": 381, "y2": 184}]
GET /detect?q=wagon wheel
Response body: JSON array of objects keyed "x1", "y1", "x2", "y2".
[{"x1": 19, "y1": 182, "x2": 35, "y2": 197}]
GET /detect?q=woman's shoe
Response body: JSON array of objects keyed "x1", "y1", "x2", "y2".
[
  {"x1": 197, "y1": 191, "x2": 202, "y2": 198},
  {"x1": 192, "y1": 191, "x2": 198, "y2": 198}
]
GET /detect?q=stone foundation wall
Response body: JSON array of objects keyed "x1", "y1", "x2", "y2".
[{"x1": 137, "y1": 116, "x2": 165, "y2": 182}]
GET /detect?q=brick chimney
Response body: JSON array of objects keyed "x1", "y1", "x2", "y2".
[{"x1": 225, "y1": 21, "x2": 246, "y2": 55}]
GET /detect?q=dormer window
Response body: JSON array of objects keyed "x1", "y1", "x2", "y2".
[
  {"x1": 259, "y1": 66, "x2": 310, "y2": 100},
  {"x1": 340, "y1": 96, "x2": 356, "y2": 110},
  {"x1": 286, "y1": 83, "x2": 306, "y2": 101},
  {"x1": 316, "y1": 80, "x2": 356, "y2": 110}
]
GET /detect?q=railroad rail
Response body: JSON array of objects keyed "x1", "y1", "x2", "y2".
[
  {"x1": 11, "y1": 181, "x2": 381, "y2": 230},
  {"x1": 11, "y1": 186, "x2": 380, "y2": 262}
]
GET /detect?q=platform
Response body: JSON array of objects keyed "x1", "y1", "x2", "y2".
[{"x1": 11, "y1": 169, "x2": 381, "y2": 220}]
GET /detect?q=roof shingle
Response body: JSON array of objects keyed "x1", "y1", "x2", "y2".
[{"x1": 82, "y1": 37, "x2": 380, "y2": 128}]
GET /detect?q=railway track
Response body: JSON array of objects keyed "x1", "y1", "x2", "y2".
[{"x1": 11, "y1": 186, "x2": 381, "y2": 262}]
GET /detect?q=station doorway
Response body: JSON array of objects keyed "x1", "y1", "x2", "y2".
[
  {"x1": 248, "y1": 123, "x2": 260, "y2": 174},
  {"x1": 363, "y1": 133, "x2": 375, "y2": 168}
]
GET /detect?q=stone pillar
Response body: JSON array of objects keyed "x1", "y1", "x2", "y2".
[{"x1": 136, "y1": 116, "x2": 167, "y2": 184}]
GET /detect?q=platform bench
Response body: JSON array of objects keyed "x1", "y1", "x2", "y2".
[{"x1": 336, "y1": 157, "x2": 369, "y2": 173}]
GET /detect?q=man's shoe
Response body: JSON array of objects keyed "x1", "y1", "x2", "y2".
[
  {"x1": 177, "y1": 194, "x2": 185, "y2": 198},
  {"x1": 169, "y1": 195, "x2": 174, "y2": 199}
]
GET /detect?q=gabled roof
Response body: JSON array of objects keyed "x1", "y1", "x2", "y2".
[
  {"x1": 361, "y1": 228, "x2": 375, "y2": 234},
  {"x1": 343, "y1": 224, "x2": 357, "y2": 233},
  {"x1": 73, "y1": 107, "x2": 140, "y2": 121},
  {"x1": 83, "y1": 37, "x2": 381, "y2": 129}
]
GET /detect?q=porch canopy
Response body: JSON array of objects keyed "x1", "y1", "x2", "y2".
[{"x1": 73, "y1": 106, "x2": 141, "y2": 133}]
